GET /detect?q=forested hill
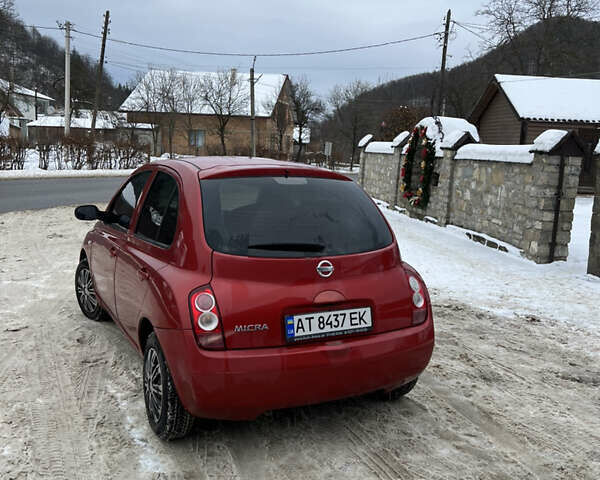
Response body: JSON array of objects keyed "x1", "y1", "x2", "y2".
[
  {"x1": 0, "y1": 7, "x2": 130, "y2": 110},
  {"x1": 321, "y1": 16, "x2": 600, "y2": 144}
]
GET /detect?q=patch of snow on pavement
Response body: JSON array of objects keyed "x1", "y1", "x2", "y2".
[{"x1": 381, "y1": 196, "x2": 599, "y2": 332}]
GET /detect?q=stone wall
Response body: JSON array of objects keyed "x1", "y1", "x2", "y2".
[
  {"x1": 448, "y1": 153, "x2": 580, "y2": 262},
  {"x1": 588, "y1": 155, "x2": 600, "y2": 276},
  {"x1": 359, "y1": 132, "x2": 583, "y2": 263},
  {"x1": 358, "y1": 150, "x2": 401, "y2": 205}
]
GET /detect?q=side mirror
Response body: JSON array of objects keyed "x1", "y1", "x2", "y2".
[
  {"x1": 117, "y1": 214, "x2": 131, "y2": 229},
  {"x1": 75, "y1": 205, "x2": 103, "y2": 221}
]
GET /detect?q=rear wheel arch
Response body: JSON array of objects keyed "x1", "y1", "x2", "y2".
[{"x1": 138, "y1": 317, "x2": 154, "y2": 353}]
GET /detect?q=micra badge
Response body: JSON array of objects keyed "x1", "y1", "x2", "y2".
[{"x1": 234, "y1": 324, "x2": 269, "y2": 333}]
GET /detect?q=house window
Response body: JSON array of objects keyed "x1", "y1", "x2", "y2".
[{"x1": 189, "y1": 129, "x2": 205, "y2": 147}]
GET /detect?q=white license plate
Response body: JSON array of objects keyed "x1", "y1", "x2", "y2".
[{"x1": 285, "y1": 307, "x2": 372, "y2": 342}]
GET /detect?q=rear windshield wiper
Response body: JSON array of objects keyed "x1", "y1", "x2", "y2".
[{"x1": 247, "y1": 242, "x2": 325, "y2": 252}]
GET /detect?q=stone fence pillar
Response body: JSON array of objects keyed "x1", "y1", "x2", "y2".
[
  {"x1": 522, "y1": 152, "x2": 581, "y2": 263},
  {"x1": 588, "y1": 155, "x2": 600, "y2": 276}
]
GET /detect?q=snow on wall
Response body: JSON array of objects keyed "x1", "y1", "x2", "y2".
[
  {"x1": 364, "y1": 141, "x2": 394, "y2": 154},
  {"x1": 416, "y1": 116, "x2": 480, "y2": 157},
  {"x1": 357, "y1": 134, "x2": 373, "y2": 148},
  {"x1": 531, "y1": 130, "x2": 568, "y2": 152},
  {"x1": 496, "y1": 74, "x2": 600, "y2": 123},
  {"x1": 455, "y1": 144, "x2": 534, "y2": 164},
  {"x1": 391, "y1": 131, "x2": 409, "y2": 147},
  {"x1": 455, "y1": 130, "x2": 571, "y2": 164}
]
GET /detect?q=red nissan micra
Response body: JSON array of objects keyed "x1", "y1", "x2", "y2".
[{"x1": 74, "y1": 157, "x2": 434, "y2": 440}]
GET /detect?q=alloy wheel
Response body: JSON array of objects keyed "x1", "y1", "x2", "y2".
[
  {"x1": 76, "y1": 266, "x2": 98, "y2": 315},
  {"x1": 144, "y1": 348, "x2": 163, "y2": 424}
]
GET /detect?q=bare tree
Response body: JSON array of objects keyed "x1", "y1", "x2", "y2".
[
  {"x1": 156, "y1": 70, "x2": 182, "y2": 158},
  {"x1": 328, "y1": 80, "x2": 371, "y2": 170},
  {"x1": 129, "y1": 71, "x2": 167, "y2": 155},
  {"x1": 178, "y1": 73, "x2": 204, "y2": 155},
  {"x1": 200, "y1": 69, "x2": 249, "y2": 155},
  {"x1": 263, "y1": 80, "x2": 292, "y2": 159},
  {"x1": 289, "y1": 76, "x2": 324, "y2": 162},
  {"x1": 478, "y1": 0, "x2": 600, "y2": 73}
]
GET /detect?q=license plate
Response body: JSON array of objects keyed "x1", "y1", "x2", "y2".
[{"x1": 285, "y1": 307, "x2": 372, "y2": 342}]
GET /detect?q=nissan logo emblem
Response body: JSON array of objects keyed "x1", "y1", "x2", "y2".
[{"x1": 316, "y1": 260, "x2": 334, "y2": 278}]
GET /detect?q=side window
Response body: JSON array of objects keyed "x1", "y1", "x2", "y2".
[
  {"x1": 110, "y1": 171, "x2": 151, "y2": 229},
  {"x1": 135, "y1": 172, "x2": 179, "y2": 247}
]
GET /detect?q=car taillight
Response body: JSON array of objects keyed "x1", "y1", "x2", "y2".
[
  {"x1": 189, "y1": 286, "x2": 225, "y2": 350},
  {"x1": 406, "y1": 272, "x2": 428, "y2": 326}
]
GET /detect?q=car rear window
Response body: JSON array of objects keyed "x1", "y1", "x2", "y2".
[{"x1": 200, "y1": 176, "x2": 393, "y2": 258}]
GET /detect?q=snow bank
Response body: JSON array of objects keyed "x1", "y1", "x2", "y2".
[
  {"x1": 357, "y1": 134, "x2": 373, "y2": 148},
  {"x1": 27, "y1": 110, "x2": 152, "y2": 130},
  {"x1": 0, "y1": 169, "x2": 134, "y2": 179},
  {"x1": 364, "y1": 141, "x2": 394, "y2": 154},
  {"x1": 496, "y1": 74, "x2": 600, "y2": 123},
  {"x1": 382, "y1": 196, "x2": 599, "y2": 331},
  {"x1": 455, "y1": 144, "x2": 534, "y2": 164}
]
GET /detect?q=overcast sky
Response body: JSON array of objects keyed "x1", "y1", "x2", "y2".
[{"x1": 16, "y1": 0, "x2": 487, "y2": 96}]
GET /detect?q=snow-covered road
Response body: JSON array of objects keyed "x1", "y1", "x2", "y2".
[{"x1": 0, "y1": 203, "x2": 598, "y2": 479}]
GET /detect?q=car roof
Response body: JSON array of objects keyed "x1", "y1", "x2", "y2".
[{"x1": 149, "y1": 156, "x2": 351, "y2": 181}]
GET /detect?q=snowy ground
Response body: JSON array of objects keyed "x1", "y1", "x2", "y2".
[{"x1": 0, "y1": 199, "x2": 598, "y2": 479}]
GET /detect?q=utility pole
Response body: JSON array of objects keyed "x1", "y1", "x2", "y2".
[
  {"x1": 34, "y1": 88, "x2": 38, "y2": 120},
  {"x1": 90, "y1": 10, "x2": 110, "y2": 140},
  {"x1": 437, "y1": 9, "x2": 451, "y2": 116},
  {"x1": 64, "y1": 21, "x2": 71, "y2": 136},
  {"x1": 249, "y1": 56, "x2": 256, "y2": 158}
]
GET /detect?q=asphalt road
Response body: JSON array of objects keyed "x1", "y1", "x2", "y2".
[{"x1": 0, "y1": 177, "x2": 127, "y2": 213}]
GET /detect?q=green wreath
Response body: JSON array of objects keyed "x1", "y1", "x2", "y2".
[{"x1": 399, "y1": 126, "x2": 436, "y2": 208}]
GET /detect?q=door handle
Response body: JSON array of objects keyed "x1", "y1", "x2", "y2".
[
  {"x1": 137, "y1": 268, "x2": 150, "y2": 281},
  {"x1": 109, "y1": 247, "x2": 117, "y2": 257}
]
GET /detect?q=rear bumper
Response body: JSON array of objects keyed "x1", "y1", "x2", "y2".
[{"x1": 157, "y1": 318, "x2": 434, "y2": 420}]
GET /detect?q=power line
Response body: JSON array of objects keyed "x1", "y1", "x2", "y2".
[
  {"x1": 452, "y1": 21, "x2": 493, "y2": 45},
  {"x1": 71, "y1": 29, "x2": 442, "y2": 57}
]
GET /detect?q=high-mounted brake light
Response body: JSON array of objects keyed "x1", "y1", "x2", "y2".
[{"x1": 189, "y1": 287, "x2": 225, "y2": 349}]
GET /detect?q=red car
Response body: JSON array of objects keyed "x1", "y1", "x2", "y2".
[{"x1": 74, "y1": 157, "x2": 434, "y2": 440}]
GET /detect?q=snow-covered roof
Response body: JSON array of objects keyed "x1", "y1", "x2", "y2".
[
  {"x1": 364, "y1": 141, "x2": 394, "y2": 154},
  {"x1": 496, "y1": 74, "x2": 600, "y2": 123},
  {"x1": 455, "y1": 144, "x2": 534, "y2": 164},
  {"x1": 120, "y1": 70, "x2": 287, "y2": 118},
  {"x1": 391, "y1": 131, "x2": 410, "y2": 148},
  {"x1": 27, "y1": 110, "x2": 152, "y2": 130},
  {"x1": 0, "y1": 78, "x2": 53, "y2": 101},
  {"x1": 416, "y1": 116, "x2": 480, "y2": 157},
  {"x1": 293, "y1": 126, "x2": 310, "y2": 144},
  {"x1": 358, "y1": 134, "x2": 373, "y2": 148}
]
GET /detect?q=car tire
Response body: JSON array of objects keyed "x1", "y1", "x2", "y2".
[
  {"x1": 380, "y1": 378, "x2": 418, "y2": 401},
  {"x1": 143, "y1": 332, "x2": 195, "y2": 440},
  {"x1": 75, "y1": 259, "x2": 109, "y2": 321}
]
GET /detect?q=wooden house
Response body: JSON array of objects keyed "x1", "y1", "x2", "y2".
[{"x1": 469, "y1": 74, "x2": 600, "y2": 193}]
